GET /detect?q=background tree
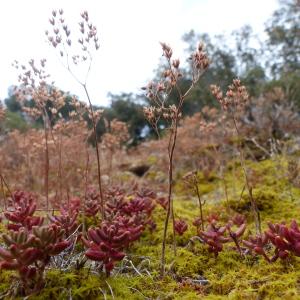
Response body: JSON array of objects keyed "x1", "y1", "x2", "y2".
[{"x1": 264, "y1": 0, "x2": 300, "y2": 107}]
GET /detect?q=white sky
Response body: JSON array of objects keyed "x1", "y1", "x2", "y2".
[{"x1": 0, "y1": 0, "x2": 279, "y2": 106}]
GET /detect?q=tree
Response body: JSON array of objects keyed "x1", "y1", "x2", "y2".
[
  {"x1": 105, "y1": 93, "x2": 149, "y2": 145},
  {"x1": 263, "y1": 0, "x2": 300, "y2": 107},
  {"x1": 265, "y1": 0, "x2": 300, "y2": 76}
]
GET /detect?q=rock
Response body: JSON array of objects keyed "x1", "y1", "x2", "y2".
[{"x1": 128, "y1": 164, "x2": 150, "y2": 177}]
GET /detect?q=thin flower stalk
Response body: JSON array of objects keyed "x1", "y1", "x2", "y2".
[
  {"x1": 144, "y1": 42, "x2": 209, "y2": 277},
  {"x1": 46, "y1": 9, "x2": 105, "y2": 218},
  {"x1": 211, "y1": 80, "x2": 262, "y2": 234}
]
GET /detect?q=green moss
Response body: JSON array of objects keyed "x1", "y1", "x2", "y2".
[
  {"x1": 0, "y1": 271, "x2": 14, "y2": 295},
  {"x1": 77, "y1": 214, "x2": 99, "y2": 232},
  {"x1": 228, "y1": 187, "x2": 277, "y2": 213},
  {"x1": 145, "y1": 170, "x2": 166, "y2": 182},
  {"x1": 170, "y1": 248, "x2": 208, "y2": 277},
  {"x1": 174, "y1": 180, "x2": 214, "y2": 199},
  {"x1": 146, "y1": 155, "x2": 158, "y2": 165},
  {"x1": 1, "y1": 156, "x2": 300, "y2": 299}
]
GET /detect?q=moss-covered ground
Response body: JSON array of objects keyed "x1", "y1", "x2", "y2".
[{"x1": 1, "y1": 157, "x2": 300, "y2": 299}]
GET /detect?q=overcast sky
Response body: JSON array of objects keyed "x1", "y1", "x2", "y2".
[{"x1": 0, "y1": 0, "x2": 279, "y2": 106}]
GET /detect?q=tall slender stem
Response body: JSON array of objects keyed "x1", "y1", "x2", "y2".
[
  {"x1": 43, "y1": 115, "x2": 49, "y2": 211},
  {"x1": 83, "y1": 144, "x2": 90, "y2": 234},
  {"x1": 161, "y1": 123, "x2": 178, "y2": 277},
  {"x1": 195, "y1": 183, "x2": 204, "y2": 230},
  {"x1": 0, "y1": 174, "x2": 13, "y2": 202},
  {"x1": 160, "y1": 80, "x2": 197, "y2": 277},
  {"x1": 82, "y1": 84, "x2": 104, "y2": 219},
  {"x1": 211, "y1": 143, "x2": 230, "y2": 211},
  {"x1": 0, "y1": 177, "x2": 5, "y2": 210},
  {"x1": 58, "y1": 132, "x2": 63, "y2": 201},
  {"x1": 232, "y1": 113, "x2": 261, "y2": 234}
]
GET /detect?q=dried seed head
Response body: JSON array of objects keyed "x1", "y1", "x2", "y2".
[
  {"x1": 163, "y1": 70, "x2": 171, "y2": 78},
  {"x1": 160, "y1": 42, "x2": 173, "y2": 59},
  {"x1": 210, "y1": 79, "x2": 249, "y2": 112},
  {"x1": 172, "y1": 59, "x2": 180, "y2": 69}
]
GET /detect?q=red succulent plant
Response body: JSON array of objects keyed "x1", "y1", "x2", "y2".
[
  {"x1": 48, "y1": 208, "x2": 78, "y2": 237},
  {"x1": 0, "y1": 224, "x2": 71, "y2": 294},
  {"x1": 226, "y1": 214, "x2": 247, "y2": 255},
  {"x1": 174, "y1": 219, "x2": 188, "y2": 236},
  {"x1": 243, "y1": 220, "x2": 300, "y2": 262},
  {"x1": 199, "y1": 220, "x2": 230, "y2": 257},
  {"x1": 4, "y1": 191, "x2": 43, "y2": 231},
  {"x1": 82, "y1": 223, "x2": 128, "y2": 275}
]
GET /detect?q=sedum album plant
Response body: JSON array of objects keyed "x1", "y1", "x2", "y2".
[
  {"x1": 243, "y1": 220, "x2": 300, "y2": 262},
  {"x1": 0, "y1": 225, "x2": 71, "y2": 295},
  {"x1": 0, "y1": 191, "x2": 72, "y2": 295},
  {"x1": 143, "y1": 42, "x2": 209, "y2": 276},
  {"x1": 197, "y1": 213, "x2": 247, "y2": 258},
  {"x1": 211, "y1": 80, "x2": 262, "y2": 234},
  {"x1": 199, "y1": 220, "x2": 230, "y2": 257},
  {"x1": 48, "y1": 205, "x2": 78, "y2": 237},
  {"x1": 174, "y1": 219, "x2": 188, "y2": 236},
  {"x1": 82, "y1": 187, "x2": 157, "y2": 275},
  {"x1": 82, "y1": 223, "x2": 128, "y2": 276},
  {"x1": 46, "y1": 9, "x2": 105, "y2": 218},
  {"x1": 12, "y1": 58, "x2": 66, "y2": 210},
  {"x1": 4, "y1": 191, "x2": 43, "y2": 232}
]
